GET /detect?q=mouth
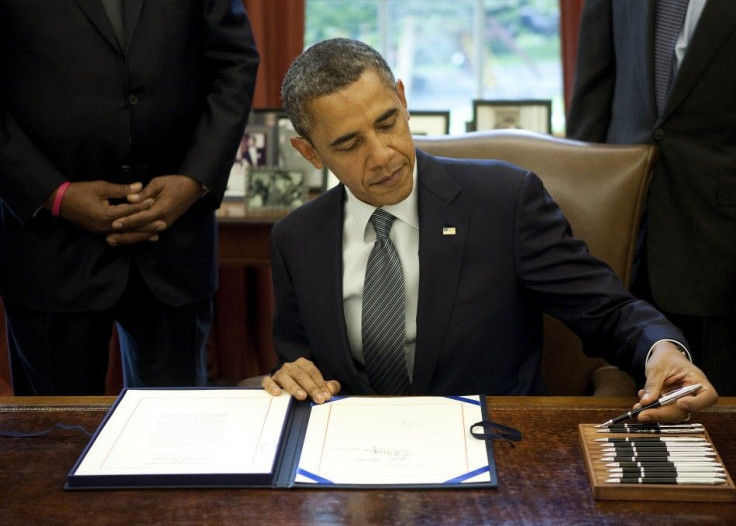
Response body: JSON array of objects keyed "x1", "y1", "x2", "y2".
[{"x1": 370, "y1": 166, "x2": 403, "y2": 187}]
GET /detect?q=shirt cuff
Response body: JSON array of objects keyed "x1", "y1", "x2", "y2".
[{"x1": 645, "y1": 339, "x2": 693, "y2": 364}]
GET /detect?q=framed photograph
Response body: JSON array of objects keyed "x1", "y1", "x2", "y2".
[
  {"x1": 409, "y1": 110, "x2": 451, "y2": 136},
  {"x1": 245, "y1": 168, "x2": 306, "y2": 211},
  {"x1": 471, "y1": 99, "x2": 552, "y2": 134},
  {"x1": 248, "y1": 107, "x2": 284, "y2": 128},
  {"x1": 225, "y1": 124, "x2": 276, "y2": 200},
  {"x1": 277, "y1": 116, "x2": 326, "y2": 190}
]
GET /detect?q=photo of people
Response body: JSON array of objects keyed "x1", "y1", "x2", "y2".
[{"x1": 246, "y1": 169, "x2": 305, "y2": 210}]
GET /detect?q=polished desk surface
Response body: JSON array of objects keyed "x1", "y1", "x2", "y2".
[{"x1": 1, "y1": 396, "x2": 734, "y2": 525}]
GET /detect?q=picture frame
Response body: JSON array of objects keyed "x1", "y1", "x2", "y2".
[
  {"x1": 245, "y1": 168, "x2": 306, "y2": 212},
  {"x1": 248, "y1": 107, "x2": 284, "y2": 128},
  {"x1": 225, "y1": 124, "x2": 276, "y2": 200},
  {"x1": 409, "y1": 110, "x2": 451, "y2": 136},
  {"x1": 470, "y1": 99, "x2": 552, "y2": 134},
  {"x1": 276, "y1": 115, "x2": 326, "y2": 190}
]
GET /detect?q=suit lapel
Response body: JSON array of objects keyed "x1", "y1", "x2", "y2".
[
  {"x1": 123, "y1": 0, "x2": 144, "y2": 53},
  {"x1": 73, "y1": 0, "x2": 121, "y2": 51},
  {"x1": 306, "y1": 187, "x2": 374, "y2": 393},
  {"x1": 73, "y1": 0, "x2": 143, "y2": 54},
  {"x1": 665, "y1": 2, "x2": 736, "y2": 118},
  {"x1": 411, "y1": 151, "x2": 470, "y2": 394}
]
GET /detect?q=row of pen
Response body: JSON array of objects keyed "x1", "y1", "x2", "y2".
[{"x1": 595, "y1": 423, "x2": 726, "y2": 485}]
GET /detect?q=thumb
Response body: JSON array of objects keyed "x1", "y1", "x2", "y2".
[
  {"x1": 639, "y1": 374, "x2": 665, "y2": 406},
  {"x1": 107, "y1": 182, "x2": 143, "y2": 199}
]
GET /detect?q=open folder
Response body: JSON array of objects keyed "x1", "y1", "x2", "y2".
[{"x1": 66, "y1": 388, "x2": 498, "y2": 489}]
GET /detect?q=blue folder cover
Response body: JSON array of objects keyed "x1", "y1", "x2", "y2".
[{"x1": 65, "y1": 389, "x2": 497, "y2": 490}]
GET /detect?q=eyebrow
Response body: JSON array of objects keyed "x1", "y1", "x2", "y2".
[{"x1": 328, "y1": 108, "x2": 398, "y2": 148}]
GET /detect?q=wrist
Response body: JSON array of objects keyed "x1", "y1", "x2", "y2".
[
  {"x1": 645, "y1": 339, "x2": 692, "y2": 364},
  {"x1": 51, "y1": 181, "x2": 72, "y2": 217}
]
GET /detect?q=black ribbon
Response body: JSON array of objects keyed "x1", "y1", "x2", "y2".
[{"x1": 470, "y1": 420, "x2": 522, "y2": 447}]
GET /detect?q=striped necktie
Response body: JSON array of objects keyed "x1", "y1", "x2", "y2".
[
  {"x1": 654, "y1": 0, "x2": 690, "y2": 115},
  {"x1": 362, "y1": 209, "x2": 411, "y2": 395}
]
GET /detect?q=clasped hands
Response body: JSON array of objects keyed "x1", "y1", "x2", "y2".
[{"x1": 50, "y1": 175, "x2": 205, "y2": 246}]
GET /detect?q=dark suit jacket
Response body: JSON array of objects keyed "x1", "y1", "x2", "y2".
[
  {"x1": 270, "y1": 150, "x2": 684, "y2": 396},
  {"x1": 566, "y1": 0, "x2": 736, "y2": 317},
  {"x1": 0, "y1": 0, "x2": 258, "y2": 310}
]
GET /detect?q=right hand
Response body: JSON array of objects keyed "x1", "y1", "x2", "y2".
[
  {"x1": 261, "y1": 357, "x2": 341, "y2": 404},
  {"x1": 49, "y1": 181, "x2": 158, "y2": 243}
]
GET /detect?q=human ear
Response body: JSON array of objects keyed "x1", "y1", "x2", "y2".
[{"x1": 290, "y1": 136, "x2": 324, "y2": 170}]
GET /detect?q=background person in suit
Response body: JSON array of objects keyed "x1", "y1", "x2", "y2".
[
  {"x1": 566, "y1": 0, "x2": 736, "y2": 395},
  {"x1": 260, "y1": 38, "x2": 717, "y2": 421},
  {"x1": 0, "y1": 1, "x2": 259, "y2": 395}
]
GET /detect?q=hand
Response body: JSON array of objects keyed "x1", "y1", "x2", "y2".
[
  {"x1": 48, "y1": 181, "x2": 156, "y2": 239},
  {"x1": 635, "y1": 341, "x2": 719, "y2": 422},
  {"x1": 261, "y1": 357, "x2": 341, "y2": 404},
  {"x1": 105, "y1": 175, "x2": 205, "y2": 246}
]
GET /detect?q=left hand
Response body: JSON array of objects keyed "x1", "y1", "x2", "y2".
[
  {"x1": 105, "y1": 175, "x2": 205, "y2": 246},
  {"x1": 635, "y1": 341, "x2": 718, "y2": 422}
]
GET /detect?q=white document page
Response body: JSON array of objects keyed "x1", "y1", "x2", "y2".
[
  {"x1": 74, "y1": 389, "x2": 291, "y2": 476},
  {"x1": 295, "y1": 396, "x2": 491, "y2": 485}
]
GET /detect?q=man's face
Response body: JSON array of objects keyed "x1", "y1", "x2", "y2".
[{"x1": 291, "y1": 70, "x2": 415, "y2": 207}]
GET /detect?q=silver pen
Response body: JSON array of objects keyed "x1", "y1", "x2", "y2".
[{"x1": 595, "y1": 384, "x2": 702, "y2": 428}]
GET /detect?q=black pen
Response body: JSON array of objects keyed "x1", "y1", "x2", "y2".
[
  {"x1": 606, "y1": 461, "x2": 722, "y2": 469},
  {"x1": 600, "y1": 442, "x2": 713, "y2": 451},
  {"x1": 595, "y1": 436, "x2": 707, "y2": 443},
  {"x1": 606, "y1": 466, "x2": 725, "y2": 477},
  {"x1": 596, "y1": 384, "x2": 702, "y2": 427},
  {"x1": 601, "y1": 454, "x2": 715, "y2": 463},
  {"x1": 605, "y1": 476, "x2": 725, "y2": 485},
  {"x1": 596, "y1": 423, "x2": 704, "y2": 434}
]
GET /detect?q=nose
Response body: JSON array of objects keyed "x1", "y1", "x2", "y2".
[{"x1": 365, "y1": 132, "x2": 393, "y2": 169}]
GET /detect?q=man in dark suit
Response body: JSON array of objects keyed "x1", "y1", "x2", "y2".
[
  {"x1": 260, "y1": 38, "x2": 717, "y2": 421},
  {"x1": 0, "y1": 1, "x2": 259, "y2": 394},
  {"x1": 566, "y1": 0, "x2": 736, "y2": 395}
]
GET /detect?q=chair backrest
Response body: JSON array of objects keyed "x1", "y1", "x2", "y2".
[{"x1": 414, "y1": 129, "x2": 657, "y2": 395}]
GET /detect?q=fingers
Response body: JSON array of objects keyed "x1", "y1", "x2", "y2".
[
  {"x1": 107, "y1": 182, "x2": 144, "y2": 200},
  {"x1": 106, "y1": 231, "x2": 160, "y2": 246},
  {"x1": 635, "y1": 374, "x2": 719, "y2": 423},
  {"x1": 265, "y1": 358, "x2": 340, "y2": 404}
]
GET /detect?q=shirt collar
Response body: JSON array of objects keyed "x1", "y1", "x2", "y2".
[{"x1": 344, "y1": 162, "x2": 419, "y2": 236}]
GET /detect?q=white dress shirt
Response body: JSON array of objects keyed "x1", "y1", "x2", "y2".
[{"x1": 342, "y1": 162, "x2": 419, "y2": 380}]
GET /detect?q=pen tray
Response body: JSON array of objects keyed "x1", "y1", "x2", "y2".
[{"x1": 578, "y1": 424, "x2": 736, "y2": 501}]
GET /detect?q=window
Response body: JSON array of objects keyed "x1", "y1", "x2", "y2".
[{"x1": 305, "y1": 0, "x2": 563, "y2": 134}]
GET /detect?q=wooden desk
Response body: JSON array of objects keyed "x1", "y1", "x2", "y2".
[{"x1": 1, "y1": 396, "x2": 734, "y2": 524}]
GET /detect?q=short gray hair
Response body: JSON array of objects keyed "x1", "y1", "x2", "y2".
[{"x1": 281, "y1": 38, "x2": 396, "y2": 139}]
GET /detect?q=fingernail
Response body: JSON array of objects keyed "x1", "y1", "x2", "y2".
[{"x1": 107, "y1": 237, "x2": 117, "y2": 246}]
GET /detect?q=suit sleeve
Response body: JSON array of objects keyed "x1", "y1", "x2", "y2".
[
  {"x1": 513, "y1": 171, "x2": 685, "y2": 380},
  {"x1": 270, "y1": 220, "x2": 315, "y2": 371},
  {"x1": 0, "y1": 99, "x2": 67, "y2": 224},
  {"x1": 565, "y1": 0, "x2": 615, "y2": 142},
  {"x1": 178, "y1": 0, "x2": 259, "y2": 206}
]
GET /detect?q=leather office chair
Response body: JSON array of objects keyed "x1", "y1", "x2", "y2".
[{"x1": 414, "y1": 129, "x2": 657, "y2": 396}]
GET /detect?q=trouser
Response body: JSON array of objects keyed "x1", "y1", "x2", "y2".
[{"x1": 3, "y1": 268, "x2": 212, "y2": 395}]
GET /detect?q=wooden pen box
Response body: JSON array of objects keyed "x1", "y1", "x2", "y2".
[{"x1": 578, "y1": 424, "x2": 736, "y2": 502}]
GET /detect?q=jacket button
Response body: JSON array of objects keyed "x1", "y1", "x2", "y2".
[
  {"x1": 120, "y1": 165, "x2": 131, "y2": 173},
  {"x1": 128, "y1": 94, "x2": 139, "y2": 106},
  {"x1": 652, "y1": 128, "x2": 665, "y2": 141}
]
